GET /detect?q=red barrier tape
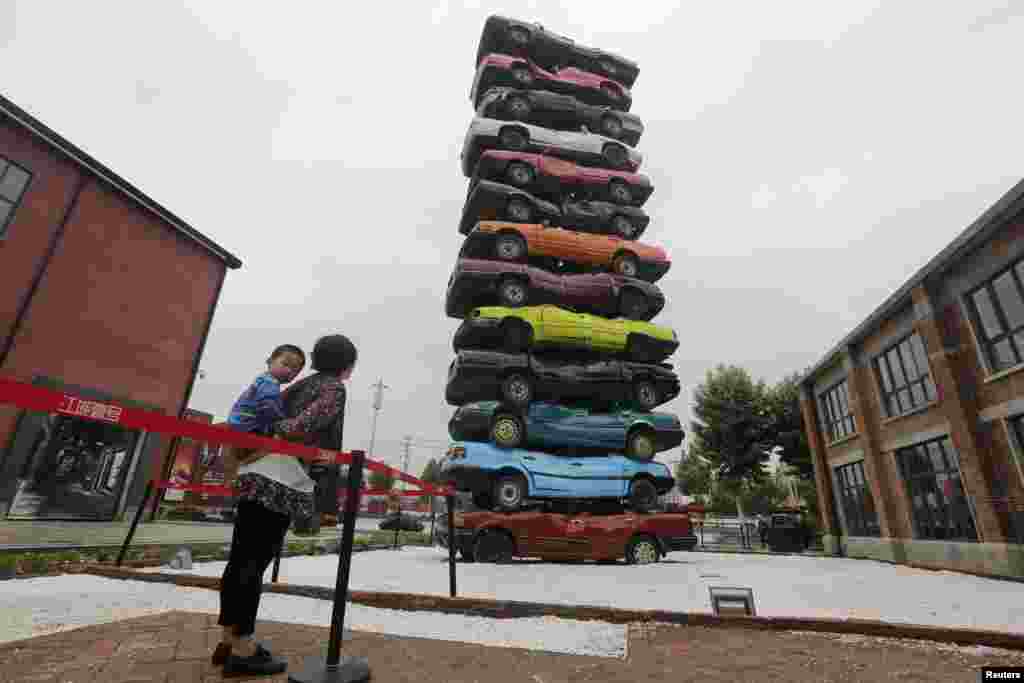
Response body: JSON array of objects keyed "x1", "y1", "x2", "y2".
[
  {"x1": 0, "y1": 377, "x2": 453, "y2": 496},
  {"x1": 153, "y1": 481, "x2": 438, "y2": 499}
]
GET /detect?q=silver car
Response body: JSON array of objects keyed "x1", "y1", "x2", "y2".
[{"x1": 461, "y1": 115, "x2": 643, "y2": 178}]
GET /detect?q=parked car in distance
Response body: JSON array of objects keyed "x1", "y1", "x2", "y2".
[
  {"x1": 445, "y1": 349, "x2": 681, "y2": 410},
  {"x1": 439, "y1": 440, "x2": 674, "y2": 512},
  {"x1": 461, "y1": 221, "x2": 671, "y2": 283},
  {"x1": 460, "y1": 180, "x2": 650, "y2": 239},
  {"x1": 475, "y1": 15, "x2": 640, "y2": 88},
  {"x1": 448, "y1": 400, "x2": 684, "y2": 460},
  {"x1": 379, "y1": 513, "x2": 425, "y2": 532},
  {"x1": 472, "y1": 53, "x2": 632, "y2": 112},
  {"x1": 461, "y1": 116, "x2": 641, "y2": 178},
  {"x1": 478, "y1": 87, "x2": 644, "y2": 147},
  {"x1": 453, "y1": 304, "x2": 679, "y2": 362},
  {"x1": 445, "y1": 258, "x2": 664, "y2": 321},
  {"x1": 471, "y1": 150, "x2": 654, "y2": 206}
]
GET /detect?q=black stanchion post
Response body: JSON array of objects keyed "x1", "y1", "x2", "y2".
[
  {"x1": 289, "y1": 451, "x2": 369, "y2": 683},
  {"x1": 271, "y1": 542, "x2": 283, "y2": 583},
  {"x1": 446, "y1": 494, "x2": 456, "y2": 598},
  {"x1": 117, "y1": 481, "x2": 153, "y2": 567}
]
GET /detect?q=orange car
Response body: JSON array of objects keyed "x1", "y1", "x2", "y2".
[{"x1": 460, "y1": 220, "x2": 670, "y2": 283}]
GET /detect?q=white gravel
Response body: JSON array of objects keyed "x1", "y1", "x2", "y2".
[
  {"x1": 0, "y1": 574, "x2": 626, "y2": 657},
  {"x1": 147, "y1": 546, "x2": 1024, "y2": 634}
]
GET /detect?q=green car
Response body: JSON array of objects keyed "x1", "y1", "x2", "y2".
[{"x1": 452, "y1": 304, "x2": 678, "y2": 362}]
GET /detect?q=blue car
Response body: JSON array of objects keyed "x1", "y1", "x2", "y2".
[
  {"x1": 448, "y1": 401, "x2": 683, "y2": 460},
  {"x1": 439, "y1": 440, "x2": 674, "y2": 512}
]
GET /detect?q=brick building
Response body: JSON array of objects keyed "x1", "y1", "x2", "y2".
[
  {"x1": 0, "y1": 94, "x2": 241, "y2": 521},
  {"x1": 800, "y1": 178, "x2": 1024, "y2": 578}
]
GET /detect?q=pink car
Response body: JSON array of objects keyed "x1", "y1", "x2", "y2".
[
  {"x1": 470, "y1": 150, "x2": 654, "y2": 207},
  {"x1": 471, "y1": 53, "x2": 632, "y2": 113}
]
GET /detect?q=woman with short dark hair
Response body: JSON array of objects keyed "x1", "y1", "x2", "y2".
[{"x1": 214, "y1": 334, "x2": 357, "y2": 677}]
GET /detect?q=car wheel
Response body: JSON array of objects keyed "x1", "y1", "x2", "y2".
[
  {"x1": 603, "y1": 143, "x2": 628, "y2": 168},
  {"x1": 493, "y1": 474, "x2": 529, "y2": 512},
  {"x1": 611, "y1": 214, "x2": 637, "y2": 239},
  {"x1": 506, "y1": 162, "x2": 535, "y2": 187},
  {"x1": 499, "y1": 127, "x2": 528, "y2": 151},
  {"x1": 508, "y1": 26, "x2": 530, "y2": 45},
  {"x1": 472, "y1": 491, "x2": 495, "y2": 510},
  {"x1": 609, "y1": 180, "x2": 632, "y2": 204},
  {"x1": 633, "y1": 380, "x2": 661, "y2": 411},
  {"x1": 506, "y1": 198, "x2": 533, "y2": 222},
  {"x1": 507, "y1": 96, "x2": 531, "y2": 120},
  {"x1": 600, "y1": 83, "x2": 621, "y2": 103},
  {"x1": 501, "y1": 319, "x2": 533, "y2": 352},
  {"x1": 491, "y1": 413, "x2": 525, "y2": 448},
  {"x1": 473, "y1": 529, "x2": 515, "y2": 563},
  {"x1": 512, "y1": 66, "x2": 534, "y2": 86},
  {"x1": 498, "y1": 278, "x2": 529, "y2": 307},
  {"x1": 601, "y1": 115, "x2": 623, "y2": 139},
  {"x1": 626, "y1": 428, "x2": 657, "y2": 461},
  {"x1": 501, "y1": 373, "x2": 534, "y2": 406},
  {"x1": 459, "y1": 547, "x2": 477, "y2": 563},
  {"x1": 628, "y1": 478, "x2": 658, "y2": 513},
  {"x1": 495, "y1": 233, "x2": 527, "y2": 261},
  {"x1": 612, "y1": 252, "x2": 638, "y2": 277},
  {"x1": 618, "y1": 288, "x2": 648, "y2": 320},
  {"x1": 626, "y1": 534, "x2": 660, "y2": 565}
]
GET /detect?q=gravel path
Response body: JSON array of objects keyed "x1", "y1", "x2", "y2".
[
  {"x1": 0, "y1": 574, "x2": 626, "y2": 657},
  {"x1": 146, "y1": 546, "x2": 1024, "y2": 634}
]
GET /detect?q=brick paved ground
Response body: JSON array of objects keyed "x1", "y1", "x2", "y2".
[{"x1": 3, "y1": 611, "x2": 1024, "y2": 682}]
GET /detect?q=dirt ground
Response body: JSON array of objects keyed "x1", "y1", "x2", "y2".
[{"x1": 3, "y1": 611, "x2": 1024, "y2": 682}]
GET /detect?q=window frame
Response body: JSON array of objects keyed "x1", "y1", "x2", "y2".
[
  {"x1": 872, "y1": 332, "x2": 938, "y2": 417},
  {"x1": 964, "y1": 258, "x2": 1024, "y2": 374},
  {"x1": 833, "y1": 460, "x2": 880, "y2": 537},
  {"x1": 0, "y1": 156, "x2": 33, "y2": 239},
  {"x1": 819, "y1": 379, "x2": 856, "y2": 444},
  {"x1": 894, "y1": 436, "x2": 977, "y2": 542}
]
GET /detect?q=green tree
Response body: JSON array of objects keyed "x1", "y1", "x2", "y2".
[
  {"x1": 673, "y1": 445, "x2": 712, "y2": 498},
  {"x1": 765, "y1": 371, "x2": 815, "y2": 481},
  {"x1": 418, "y1": 458, "x2": 440, "y2": 505},
  {"x1": 690, "y1": 365, "x2": 773, "y2": 483}
]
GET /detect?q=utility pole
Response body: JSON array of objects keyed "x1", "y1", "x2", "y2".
[
  {"x1": 367, "y1": 378, "x2": 389, "y2": 466},
  {"x1": 400, "y1": 435, "x2": 412, "y2": 490}
]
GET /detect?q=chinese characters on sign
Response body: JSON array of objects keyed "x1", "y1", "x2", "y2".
[{"x1": 58, "y1": 396, "x2": 123, "y2": 423}]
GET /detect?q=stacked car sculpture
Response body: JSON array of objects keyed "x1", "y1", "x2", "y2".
[{"x1": 441, "y1": 15, "x2": 681, "y2": 524}]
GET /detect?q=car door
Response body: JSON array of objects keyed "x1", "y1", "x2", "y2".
[
  {"x1": 529, "y1": 267, "x2": 563, "y2": 305},
  {"x1": 564, "y1": 451, "x2": 625, "y2": 498},
  {"x1": 560, "y1": 272, "x2": 607, "y2": 313},
  {"x1": 518, "y1": 448, "x2": 568, "y2": 495},
  {"x1": 557, "y1": 406, "x2": 626, "y2": 450},
  {"x1": 562, "y1": 197, "x2": 603, "y2": 230},
  {"x1": 541, "y1": 305, "x2": 587, "y2": 347},
  {"x1": 588, "y1": 313, "x2": 628, "y2": 353}
]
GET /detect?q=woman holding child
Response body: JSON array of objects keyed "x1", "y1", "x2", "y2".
[{"x1": 213, "y1": 334, "x2": 357, "y2": 677}]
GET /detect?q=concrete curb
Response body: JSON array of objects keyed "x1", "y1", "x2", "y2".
[{"x1": 80, "y1": 565, "x2": 1024, "y2": 652}]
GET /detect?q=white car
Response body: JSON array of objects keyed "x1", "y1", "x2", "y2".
[{"x1": 461, "y1": 116, "x2": 642, "y2": 178}]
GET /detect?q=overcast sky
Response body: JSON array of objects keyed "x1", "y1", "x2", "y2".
[{"x1": 2, "y1": 1, "x2": 1022, "y2": 477}]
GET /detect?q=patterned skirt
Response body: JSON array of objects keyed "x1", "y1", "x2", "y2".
[{"x1": 237, "y1": 472, "x2": 315, "y2": 521}]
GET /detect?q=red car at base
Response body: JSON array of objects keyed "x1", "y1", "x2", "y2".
[{"x1": 437, "y1": 503, "x2": 698, "y2": 565}]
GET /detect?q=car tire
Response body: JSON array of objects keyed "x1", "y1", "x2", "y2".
[
  {"x1": 603, "y1": 143, "x2": 628, "y2": 168},
  {"x1": 507, "y1": 96, "x2": 531, "y2": 120},
  {"x1": 495, "y1": 232, "x2": 527, "y2": 261},
  {"x1": 501, "y1": 373, "x2": 534, "y2": 406},
  {"x1": 633, "y1": 379, "x2": 661, "y2": 411},
  {"x1": 628, "y1": 478, "x2": 658, "y2": 513},
  {"x1": 609, "y1": 180, "x2": 632, "y2": 204},
  {"x1": 611, "y1": 214, "x2": 637, "y2": 239},
  {"x1": 506, "y1": 198, "x2": 533, "y2": 223},
  {"x1": 626, "y1": 428, "x2": 657, "y2": 461},
  {"x1": 512, "y1": 66, "x2": 534, "y2": 86},
  {"x1": 498, "y1": 278, "x2": 529, "y2": 307},
  {"x1": 499, "y1": 127, "x2": 528, "y2": 151},
  {"x1": 493, "y1": 473, "x2": 529, "y2": 512},
  {"x1": 612, "y1": 252, "x2": 639, "y2": 277},
  {"x1": 506, "y1": 162, "x2": 535, "y2": 187},
  {"x1": 473, "y1": 529, "x2": 515, "y2": 563},
  {"x1": 459, "y1": 547, "x2": 477, "y2": 563},
  {"x1": 502, "y1": 319, "x2": 533, "y2": 352},
  {"x1": 601, "y1": 115, "x2": 624, "y2": 139},
  {"x1": 618, "y1": 288, "x2": 648, "y2": 320},
  {"x1": 625, "y1": 534, "x2": 660, "y2": 565},
  {"x1": 490, "y1": 413, "x2": 525, "y2": 448}
]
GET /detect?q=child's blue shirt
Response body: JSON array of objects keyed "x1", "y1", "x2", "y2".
[{"x1": 227, "y1": 372, "x2": 286, "y2": 435}]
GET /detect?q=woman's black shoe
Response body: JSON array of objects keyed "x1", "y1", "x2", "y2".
[{"x1": 223, "y1": 647, "x2": 287, "y2": 677}]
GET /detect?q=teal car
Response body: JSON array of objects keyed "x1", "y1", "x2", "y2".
[{"x1": 448, "y1": 401, "x2": 683, "y2": 460}]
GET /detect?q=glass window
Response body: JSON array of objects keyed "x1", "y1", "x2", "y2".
[
  {"x1": 819, "y1": 380, "x2": 856, "y2": 443},
  {"x1": 834, "y1": 461, "x2": 880, "y2": 537},
  {"x1": 873, "y1": 333, "x2": 937, "y2": 417},
  {"x1": 895, "y1": 437, "x2": 977, "y2": 542},
  {"x1": 967, "y1": 261, "x2": 1024, "y2": 372},
  {"x1": 0, "y1": 156, "x2": 32, "y2": 238}
]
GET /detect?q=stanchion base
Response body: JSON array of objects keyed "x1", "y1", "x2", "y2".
[{"x1": 288, "y1": 655, "x2": 370, "y2": 683}]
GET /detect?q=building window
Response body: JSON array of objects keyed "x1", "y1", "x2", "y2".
[
  {"x1": 0, "y1": 156, "x2": 32, "y2": 237},
  {"x1": 819, "y1": 380, "x2": 856, "y2": 443},
  {"x1": 967, "y1": 259, "x2": 1024, "y2": 372},
  {"x1": 834, "y1": 461, "x2": 880, "y2": 536},
  {"x1": 874, "y1": 333, "x2": 937, "y2": 417},
  {"x1": 895, "y1": 437, "x2": 977, "y2": 542}
]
